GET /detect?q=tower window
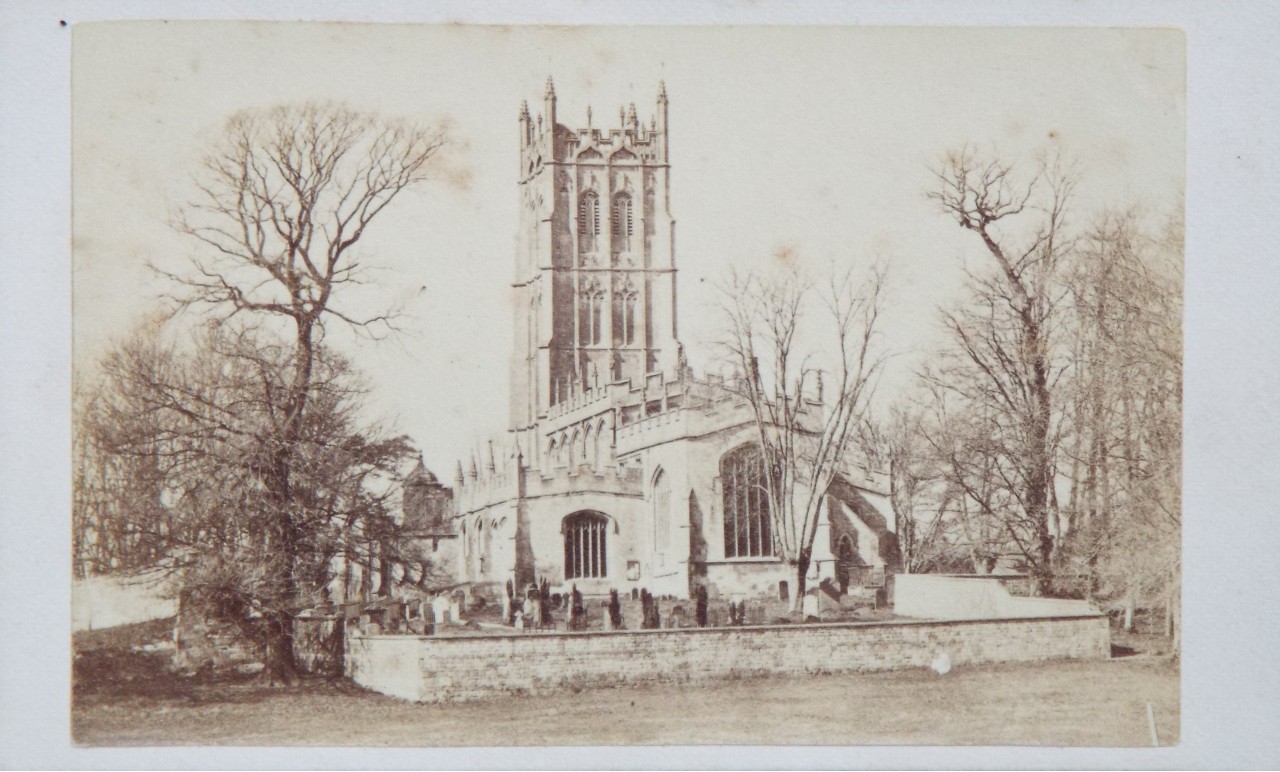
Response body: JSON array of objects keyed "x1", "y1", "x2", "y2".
[
  {"x1": 617, "y1": 280, "x2": 638, "y2": 346},
  {"x1": 721, "y1": 444, "x2": 774, "y2": 558},
  {"x1": 612, "y1": 193, "x2": 633, "y2": 252},
  {"x1": 578, "y1": 192, "x2": 600, "y2": 252},
  {"x1": 580, "y1": 279, "x2": 604, "y2": 346},
  {"x1": 564, "y1": 511, "x2": 609, "y2": 580}
]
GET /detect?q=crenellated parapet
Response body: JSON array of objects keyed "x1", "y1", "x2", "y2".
[{"x1": 519, "y1": 77, "x2": 668, "y2": 177}]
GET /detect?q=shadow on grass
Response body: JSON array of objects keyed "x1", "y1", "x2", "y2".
[{"x1": 73, "y1": 617, "x2": 363, "y2": 709}]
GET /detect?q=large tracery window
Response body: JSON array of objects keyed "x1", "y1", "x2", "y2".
[
  {"x1": 564, "y1": 511, "x2": 609, "y2": 579},
  {"x1": 578, "y1": 192, "x2": 600, "y2": 253},
  {"x1": 721, "y1": 445, "x2": 774, "y2": 558}
]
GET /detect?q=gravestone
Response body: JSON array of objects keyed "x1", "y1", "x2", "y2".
[
  {"x1": 802, "y1": 592, "x2": 819, "y2": 619},
  {"x1": 432, "y1": 595, "x2": 452, "y2": 626}
]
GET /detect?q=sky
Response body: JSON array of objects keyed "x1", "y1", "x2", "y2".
[{"x1": 72, "y1": 23, "x2": 1185, "y2": 477}]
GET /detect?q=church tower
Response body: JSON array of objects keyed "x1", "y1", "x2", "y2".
[{"x1": 509, "y1": 78, "x2": 680, "y2": 431}]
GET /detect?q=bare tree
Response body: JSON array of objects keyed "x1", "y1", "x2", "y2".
[
  {"x1": 926, "y1": 147, "x2": 1075, "y2": 593},
  {"x1": 1059, "y1": 209, "x2": 1182, "y2": 647},
  {"x1": 718, "y1": 263, "x2": 885, "y2": 611},
  {"x1": 860, "y1": 406, "x2": 965, "y2": 574},
  {"x1": 135, "y1": 102, "x2": 446, "y2": 682}
]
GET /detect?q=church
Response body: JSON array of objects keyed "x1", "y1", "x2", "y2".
[{"x1": 402, "y1": 78, "x2": 899, "y2": 604}]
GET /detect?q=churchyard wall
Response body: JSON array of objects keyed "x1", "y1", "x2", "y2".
[
  {"x1": 72, "y1": 570, "x2": 176, "y2": 632},
  {"x1": 893, "y1": 574, "x2": 1100, "y2": 620},
  {"x1": 346, "y1": 613, "x2": 1110, "y2": 703}
]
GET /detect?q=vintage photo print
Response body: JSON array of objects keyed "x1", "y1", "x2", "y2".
[{"x1": 68, "y1": 22, "x2": 1183, "y2": 749}]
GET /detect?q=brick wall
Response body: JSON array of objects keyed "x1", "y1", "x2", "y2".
[{"x1": 346, "y1": 614, "x2": 1110, "y2": 703}]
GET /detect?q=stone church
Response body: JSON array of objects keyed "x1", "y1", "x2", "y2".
[{"x1": 403, "y1": 78, "x2": 898, "y2": 603}]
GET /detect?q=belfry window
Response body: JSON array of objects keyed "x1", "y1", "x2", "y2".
[
  {"x1": 580, "y1": 280, "x2": 604, "y2": 346},
  {"x1": 612, "y1": 193, "x2": 633, "y2": 252},
  {"x1": 564, "y1": 511, "x2": 609, "y2": 579},
  {"x1": 578, "y1": 192, "x2": 600, "y2": 252},
  {"x1": 721, "y1": 444, "x2": 773, "y2": 558}
]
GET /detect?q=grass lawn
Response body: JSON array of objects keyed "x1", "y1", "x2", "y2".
[{"x1": 72, "y1": 619, "x2": 1179, "y2": 747}]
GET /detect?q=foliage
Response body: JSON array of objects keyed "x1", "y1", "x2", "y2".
[
  {"x1": 74, "y1": 101, "x2": 447, "y2": 683},
  {"x1": 77, "y1": 327, "x2": 416, "y2": 674}
]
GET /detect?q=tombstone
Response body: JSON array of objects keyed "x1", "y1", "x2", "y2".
[
  {"x1": 695, "y1": 586, "x2": 709, "y2": 628},
  {"x1": 514, "y1": 610, "x2": 525, "y2": 631},
  {"x1": 669, "y1": 605, "x2": 687, "y2": 629},
  {"x1": 432, "y1": 595, "x2": 452, "y2": 626},
  {"x1": 538, "y1": 594, "x2": 553, "y2": 629},
  {"x1": 608, "y1": 589, "x2": 624, "y2": 630},
  {"x1": 631, "y1": 587, "x2": 639, "y2": 601},
  {"x1": 569, "y1": 585, "x2": 585, "y2": 630},
  {"x1": 802, "y1": 592, "x2": 819, "y2": 620},
  {"x1": 728, "y1": 597, "x2": 744, "y2": 626}
]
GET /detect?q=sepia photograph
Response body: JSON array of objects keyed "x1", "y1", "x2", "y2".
[{"x1": 62, "y1": 22, "x2": 1190, "y2": 750}]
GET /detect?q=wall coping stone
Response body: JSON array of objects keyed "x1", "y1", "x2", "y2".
[{"x1": 353, "y1": 612, "x2": 1106, "y2": 644}]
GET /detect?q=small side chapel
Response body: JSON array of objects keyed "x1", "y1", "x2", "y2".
[{"x1": 413, "y1": 78, "x2": 899, "y2": 604}]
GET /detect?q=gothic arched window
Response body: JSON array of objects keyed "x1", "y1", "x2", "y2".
[
  {"x1": 720, "y1": 444, "x2": 773, "y2": 558},
  {"x1": 564, "y1": 511, "x2": 609, "y2": 579},
  {"x1": 616, "y1": 280, "x2": 638, "y2": 346},
  {"x1": 578, "y1": 192, "x2": 600, "y2": 253},
  {"x1": 612, "y1": 193, "x2": 633, "y2": 252},
  {"x1": 580, "y1": 279, "x2": 604, "y2": 346}
]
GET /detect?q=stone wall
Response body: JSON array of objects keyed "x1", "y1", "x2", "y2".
[
  {"x1": 894, "y1": 574, "x2": 1101, "y2": 620},
  {"x1": 346, "y1": 614, "x2": 1110, "y2": 703},
  {"x1": 72, "y1": 570, "x2": 176, "y2": 632}
]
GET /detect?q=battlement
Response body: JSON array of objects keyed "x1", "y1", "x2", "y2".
[
  {"x1": 519, "y1": 77, "x2": 669, "y2": 174},
  {"x1": 529, "y1": 463, "x2": 644, "y2": 499},
  {"x1": 543, "y1": 367, "x2": 717, "y2": 424}
]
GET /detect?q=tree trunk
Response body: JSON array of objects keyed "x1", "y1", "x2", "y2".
[
  {"x1": 262, "y1": 610, "x2": 301, "y2": 685},
  {"x1": 790, "y1": 555, "x2": 810, "y2": 614}
]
